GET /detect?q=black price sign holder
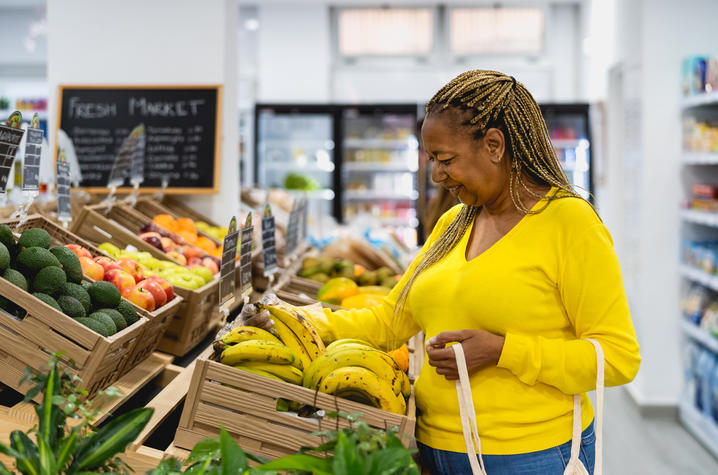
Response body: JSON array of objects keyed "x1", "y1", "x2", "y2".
[
  {"x1": 0, "y1": 111, "x2": 26, "y2": 206},
  {"x1": 284, "y1": 200, "x2": 301, "y2": 267},
  {"x1": 15, "y1": 113, "x2": 43, "y2": 227},
  {"x1": 56, "y1": 150, "x2": 72, "y2": 228},
  {"x1": 239, "y1": 213, "x2": 254, "y2": 302},
  {"x1": 126, "y1": 124, "x2": 146, "y2": 207},
  {"x1": 219, "y1": 216, "x2": 240, "y2": 316},
  {"x1": 261, "y1": 204, "x2": 279, "y2": 283}
]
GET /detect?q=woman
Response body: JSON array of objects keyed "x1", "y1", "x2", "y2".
[{"x1": 245, "y1": 70, "x2": 641, "y2": 474}]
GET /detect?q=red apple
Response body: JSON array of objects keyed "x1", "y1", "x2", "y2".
[
  {"x1": 145, "y1": 276, "x2": 174, "y2": 302},
  {"x1": 79, "y1": 256, "x2": 104, "y2": 280},
  {"x1": 160, "y1": 237, "x2": 176, "y2": 253},
  {"x1": 166, "y1": 251, "x2": 187, "y2": 265},
  {"x1": 138, "y1": 279, "x2": 167, "y2": 308},
  {"x1": 66, "y1": 244, "x2": 92, "y2": 259},
  {"x1": 187, "y1": 256, "x2": 203, "y2": 267},
  {"x1": 182, "y1": 245, "x2": 201, "y2": 259},
  {"x1": 115, "y1": 258, "x2": 145, "y2": 283},
  {"x1": 93, "y1": 256, "x2": 122, "y2": 274},
  {"x1": 105, "y1": 269, "x2": 136, "y2": 293},
  {"x1": 202, "y1": 257, "x2": 219, "y2": 275},
  {"x1": 139, "y1": 232, "x2": 163, "y2": 250},
  {"x1": 122, "y1": 285, "x2": 156, "y2": 312}
]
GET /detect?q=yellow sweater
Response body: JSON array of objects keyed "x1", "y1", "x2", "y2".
[{"x1": 321, "y1": 191, "x2": 641, "y2": 454}]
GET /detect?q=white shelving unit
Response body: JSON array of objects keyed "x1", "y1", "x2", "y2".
[
  {"x1": 680, "y1": 265, "x2": 718, "y2": 291},
  {"x1": 551, "y1": 139, "x2": 583, "y2": 149},
  {"x1": 681, "y1": 209, "x2": 718, "y2": 227},
  {"x1": 344, "y1": 190, "x2": 418, "y2": 201},
  {"x1": 680, "y1": 320, "x2": 718, "y2": 354},
  {"x1": 343, "y1": 138, "x2": 417, "y2": 149},
  {"x1": 682, "y1": 91, "x2": 718, "y2": 108},
  {"x1": 344, "y1": 162, "x2": 417, "y2": 172},
  {"x1": 679, "y1": 397, "x2": 718, "y2": 460},
  {"x1": 263, "y1": 162, "x2": 334, "y2": 173},
  {"x1": 682, "y1": 152, "x2": 718, "y2": 165}
]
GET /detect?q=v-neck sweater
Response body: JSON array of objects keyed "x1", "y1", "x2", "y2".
[{"x1": 322, "y1": 190, "x2": 641, "y2": 454}]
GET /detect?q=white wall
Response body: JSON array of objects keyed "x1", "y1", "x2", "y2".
[{"x1": 47, "y1": 0, "x2": 240, "y2": 226}]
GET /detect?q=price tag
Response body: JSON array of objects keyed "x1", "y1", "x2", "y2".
[
  {"x1": 219, "y1": 216, "x2": 240, "y2": 312},
  {"x1": 0, "y1": 111, "x2": 25, "y2": 195},
  {"x1": 56, "y1": 150, "x2": 72, "y2": 225},
  {"x1": 239, "y1": 213, "x2": 254, "y2": 299},
  {"x1": 127, "y1": 124, "x2": 146, "y2": 206},
  {"x1": 299, "y1": 198, "x2": 308, "y2": 243},
  {"x1": 261, "y1": 204, "x2": 279, "y2": 277},
  {"x1": 22, "y1": 113, "x2": 42, "y2": 193},
  {"x1": 285, "y1": 201, "x2": 300, "y2": 256},
  {"x1": 107, "y1": 126, "x2": 140, "y2": 188}
]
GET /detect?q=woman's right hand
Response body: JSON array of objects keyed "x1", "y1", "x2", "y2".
[{"x1": 236, "y1": 293, "x2": 278, "y2": 331}]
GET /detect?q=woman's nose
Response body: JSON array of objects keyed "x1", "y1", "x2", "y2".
[{"x1": 431, "y1": 163, "x2": 446, "y2": 183}]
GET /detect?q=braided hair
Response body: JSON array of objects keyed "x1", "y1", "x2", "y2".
[{"x1": 394, "y1": 70, "x2": 587, "y2": 322}]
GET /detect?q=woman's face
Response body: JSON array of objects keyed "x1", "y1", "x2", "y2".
[{"x1": 421, "y1": 110, "x2": 508, "y2": 207}]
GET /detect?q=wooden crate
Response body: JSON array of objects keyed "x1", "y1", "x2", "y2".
[
  {"x1": 128, "y1": 197, "x2": 222, "y2": 245},
  {"x1": 71, "y1": 204, "x2": 223, "y2": 357},
  {"x1": 174, "y1": 357, "x2": 416, "y2": 460},
  {"x1": 159, "y1": 196, "x2": 221, "y2": 228},
  {"x1": 2, "y1": 215, "x2": 181, "y2": 373}
]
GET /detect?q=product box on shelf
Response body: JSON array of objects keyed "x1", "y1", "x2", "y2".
[
  {"x1": 71, "y1": 203, "x2": 223, "y2": 356},
  {"x1": 2, "y1": 214, "x2": 179, "y2": 375}
]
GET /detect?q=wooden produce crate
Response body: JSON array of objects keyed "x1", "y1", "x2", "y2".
[
  {"x1": 2, "y1": 215, "x2": 181, "y2": 373},
  {"x1": 174, "y1": 356, "x2": 416, "y2": 460},
  {"x1": 128, "y1": 197, "x2": 223, "y2": 245}
]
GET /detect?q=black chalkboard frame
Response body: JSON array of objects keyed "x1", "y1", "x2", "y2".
[{"x1": 55, "y1": 84, "x2": 223, "y2": 195}]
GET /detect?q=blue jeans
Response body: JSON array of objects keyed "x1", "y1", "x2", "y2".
[{"x1": 417, "y1": 421, "x2": 595, "y2": 475}]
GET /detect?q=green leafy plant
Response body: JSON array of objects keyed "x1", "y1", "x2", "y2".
[{"x1": 0, "y1": 353, "x2": 153, "y2": 474}]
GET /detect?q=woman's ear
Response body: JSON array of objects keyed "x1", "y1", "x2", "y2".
[{"x1": 484, "y1": 128, "x2": 505, "y2": 164}]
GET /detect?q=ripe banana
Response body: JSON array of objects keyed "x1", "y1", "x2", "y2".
[
  {"x1": 220, "y1": 326, "x2": 282, "y2": 347},
  {"x1": 234, "y1": 365, "x2": 284, "y2": 382},
  {"x1": 325, "y1": 338, "x2": 374, "y2": 352},
  {"x1": 303, "y1": 347, "x2": 402, "y2": 396},
  {"x1": 319, "y1": 366, "x2": 407, "y2": 415},
  {"x1": 271, "y1": 317, "x2": 312, "y2": 371},
  {"x1": 220, "y1": 340, "x2": 301, "y2": 370},
  {"x1": 243, "y1": 361, "x2": 304, "y2": 385},
  {"x1": 261, "y1": 302, "x2": 326, "y2": 359}
]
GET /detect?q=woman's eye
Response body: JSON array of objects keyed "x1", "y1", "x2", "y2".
[{"x1": 439, "y1": 158, "x2": 454, "y2": 165}]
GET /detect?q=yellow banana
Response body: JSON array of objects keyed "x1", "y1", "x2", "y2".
[
  {"x1": 233, "y1": 365, "x2": 284, "y2": 382},
  {"x1": 261, "y1": 302, "x2": 326, "y2": 360},
  {"x1": 243, "y1": 362, "x2": 303, "y2": 385},
  {"x1": 303, "y1": 347, "x2": 402, "y2": 396},
  {"x1": 221, "y1": 326, "x2": 282, "y2": 346},
  {"x1": 399, "y1": 370, "x2": 411, "y2": 398},
  {"x1": 325, "y1": 338, "x2": 375, "y2": 352},
  {"x1": 271, "y1": 317, "x2": 311, "y2": 371},
  {"x1": 220, "y1": 340, "x2": 301, "y2": 370},
  {"x1": 319, "y1": 366, "x2": 407, "y2": 415}
]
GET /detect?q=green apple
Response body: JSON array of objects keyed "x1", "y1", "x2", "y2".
[
  {"x1": 189, "y1": 266, "x2": 213, "y2": 284},
  {"x1": 188, "y1": 274, "x2": 206, "y2": 288},
  {"x1": 98, "y1": 242, "x2": 121, "y2": 258},
  {"x1": 165, "y1": 273, "x2": 200, "y2": 289}
]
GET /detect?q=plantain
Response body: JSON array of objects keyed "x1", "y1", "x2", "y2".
[
  {"x1": 243, "y1": 361, "x2": 304, "y2": 385},
  {"x1": 261, "y1": 301, "x2": 326, "y2": 360},
  {"x1": 215, "y1": 325, "x2": 282, "y2": 351},
  {"x1": 271, "y1": 317, "x2": 312, "y2": 371},
  {"x1": 220, "y1": 340, "x2": 302, "y2": 370},
  {"x1": 319, "y1": 366, "x2": 407, "y2": 415}
]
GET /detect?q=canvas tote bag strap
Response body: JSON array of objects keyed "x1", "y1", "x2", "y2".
[
  {"x1": 565, "y1": 339, "x2": 605, "y2": 475},
  {"x1": 452, "y1": 343, "x2": 488, "y2": 475}
]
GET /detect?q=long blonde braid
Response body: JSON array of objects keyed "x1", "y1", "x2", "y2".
[{"x1": 394, "y1": 70, "x2": 586, "y2": 322}]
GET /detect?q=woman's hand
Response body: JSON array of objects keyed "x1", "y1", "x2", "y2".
[
  {"x1": 235, "y1": 293, "x2": 279, "y2": 331},
  {"x1": 426, "y1": 330, "x2": 505, "y2": 380}
]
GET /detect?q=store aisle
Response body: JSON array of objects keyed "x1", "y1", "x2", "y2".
[{"x1": 603, "y1": 389, "x2": 718, "y2": 474}]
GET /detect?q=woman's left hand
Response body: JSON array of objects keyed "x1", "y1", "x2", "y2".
[{"x1": 426, "y1": 330, "x2": 505, "y2": 380}]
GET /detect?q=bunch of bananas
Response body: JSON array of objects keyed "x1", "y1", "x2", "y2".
[
  {"x1": 217, "y1": 300, "x2": 326, "y2": 385},
  {"x1": 303, "y1": 339, "x2": 410, "y2": 415}
]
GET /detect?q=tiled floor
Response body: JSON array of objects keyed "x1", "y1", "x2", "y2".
[{"x1": 604, "y1": 389, "x2": 718, "y2": 474}]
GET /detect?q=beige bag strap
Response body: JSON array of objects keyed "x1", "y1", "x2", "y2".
[{"x1": 452, "y1": 343, "x2": 488, "y2": 475}]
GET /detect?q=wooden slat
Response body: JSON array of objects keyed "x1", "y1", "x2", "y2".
[
  {"x1": 10, "y1": 315, "x2": 90, "y2": 366},
  {"x1": 179, "y1": 358, "x2": 209, "y2": 428}
]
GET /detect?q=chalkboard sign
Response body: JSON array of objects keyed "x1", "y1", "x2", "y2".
[
  {"x1": 56, "y1": 85, "x2": 221, "y2": 194},
  {"x1": 219, "y1": 217, "x2": 239, "y2": 310},
  {"x1": 0, "y1": 113, "x2": 25, "y2": 194},
  {"x1": 22, "y1": 114, "x2": 42, "y2": 192},
  {"x1": 239, "y1": 215, "x2": 254, "y2": 298},
  {"x1": 262, "y1": 205, "x2": 278, "y2": 277},
  {"x1": 56, "y1": 152, "x2": 72, "y2": 222},
  {"x1": 285, "y1": 202, "x2": 300, "y2": 256}
]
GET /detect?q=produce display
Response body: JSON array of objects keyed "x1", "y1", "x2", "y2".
[
  {"x1": 0, "y1": 225, "x2": 140, "y2": 337},
  {"x1": 214, "y1": 298, "x2": 410, "y2": 415},
  {"x1": 300, "y1": 256, "x2": 399, "y2": 288}
]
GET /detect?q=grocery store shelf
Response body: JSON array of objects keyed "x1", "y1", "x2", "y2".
[
  {"x1": 263, "y1": 162, "x2": 334, "y2": 172},
  {"x1": 344, "y1": 190, "x2": 418, "y2": 201},
  {"x1": 343, "y1": 162, "x2": 418, "y2": 172},
  {"x1": 260, "y1": 139, "x2": 335, "y2": 149},
  {"x1": 682, "y1": 91, "x2": 718, "y2": 108},
  {"x1": 551, "y1": 139, "x2": 586, "y2": 149},
  {"x1": 679, "y1": 397, "x2": 718, "y2": 460},
  {"x1": 680, "y1": 320, "x2": 718, "y2": 354},
  {"x1": 681, "y1": 209, "x2": 718, "y2": 227},
  {"x1": 284, "y1": 189, "x2": 335, "y2": 200},
  {"x1": 344, "y1": 138, "x2": 418, "y2": 149},
  {"x1": 682, "y1": 152, "x2": 718, "y2": 165},
  {"x1": 680, "y1": 265, "x2": 718, "y2": 291},
  {"x1": 0, "y1": 109, "x2": 48, "y2": 119}
]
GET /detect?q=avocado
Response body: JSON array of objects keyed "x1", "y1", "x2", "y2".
[
  {"x1": 18, "y1": 228, "x2": 51, "y2": 250},
  {"x1": 87, "y1": 281, "x2": 121, "y2": 308},
  {"x1": 49, "y1": 246, "x2": 83, "y2": 284},
  {"x1": 0, "y1": 224, "x2": 15, "y2": 249},
  {"x1": 358, "y1": 270, "x2": 377, "y2": 286},
  {"x1": 57, "y1": 295, "x2": 86, "y2": 319},
  {"x1": 3, "y1": 268, "x2": 28, "y2": 292},
  {"x1": 16, "y1": 247, "x2": 61, "y2": 275},
  {"x1": 60, "y1": 282, "x2": 91, "y2": 313},
  {"x1": 0, "y1": 242, "x2": 9, "y2": 272},
  {"x1": 75, "y1": 317, "x2": 111, "y2": 337},
  {"x1": 375, "y1": 267, "x2": 393, "y2": 283},
  {"x1": 88, "y1": 311, "x2": 117, "y2": 335},
  {"x1": 96, "y1": 308, "x2": 127, "y2": 331},
  {"x1": 80, "y1": 280, "x2": 91, "y2": 291},
  {"x1": 32, "y1": 266, "x2": 67, "y2": 295},
  {"x1": 116, "y1": 300, "x2": 140, "y2": 326},
  {"x1": 32, "y1": 292, "x2": 62, "y2": 312},
  {"x1": 309, "y1": 272, "x2": 330, "y2": 283}
]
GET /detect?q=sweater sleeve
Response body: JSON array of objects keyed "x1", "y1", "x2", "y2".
[
  {"x1": 497, "y1": 223, "x2": 641, "y2": 394},
  {"x1": 312, "y1": 205, "x2": 464, "y2": 351}
]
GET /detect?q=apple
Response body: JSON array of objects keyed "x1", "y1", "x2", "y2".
[
  {"x1": 187, "y1": 256, "x2": 203, "y2": 267},
  {"x1": 163, "y1": 273, "x2": 200, "y2": 290},
  {"x1": 94, "y1": 256, "x2": 123, "y2": 274},
  {"x1": 79, "y1": 256, "x2": 104, "y2": 281},
  {"x1": 145, "y1": 276, "x2": 174, "y2": 302},
  {"x1": 137, "y1": 279, "x2": 167, "y2": 307},
  {"x1": 122, "y1": 285, "x2": 156, "y2": 311},
  {"x1": 139, "y1": 232, "x2": 163, "y2": 250},
  {"x1": 166, "y1": 251, "x2": 187, "y2": 265},
  {"x1": 105, "y1": 269, "x2": 136, "y2": 293},
  {"x1": 182, "y1": 245, "x2": 201, "y2": 260},
  {"x1": 67, "y1": 244, "x2": 92, "y2": 259},
  {"x1": 201, "y1": 257, "x2": 219, "y2": 275},
  {"x1": 160, "y1": 237, "x2": 176, "y2": 253},
  {"x1": 97, "y1": 242, "x2": 121, "y2": 258},
  {"x1": 115, "y1": 258, "x2": 145, "y2": 283},
  {"x1": 189, "y1": 265, "x2": 213, "y2": 284}
]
